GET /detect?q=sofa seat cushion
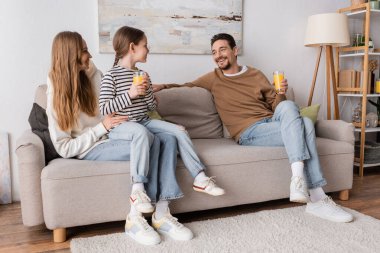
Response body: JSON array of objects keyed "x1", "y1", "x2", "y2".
[
  {"x1": 41, "y1": 137, "x2": 353, "y2": 180},
  {"x1": 186, "y1": 137, "x2": 354, "y2": 167}
]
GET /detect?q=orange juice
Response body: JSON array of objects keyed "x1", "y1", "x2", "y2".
[
  {"x1": 133, "y1": 71, "x2": 145, "y2": 96},
  {"x1": 273, "y1": 71, "x2": 284, "y2": 91}
]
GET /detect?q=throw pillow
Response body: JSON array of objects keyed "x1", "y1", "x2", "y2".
[
  {"x1": 147, "y1": 110, "x2": 163, "y2": 120},
  {"x1": 300, "y1": 104, "x2": 320, "y2": 124},
  {"x1": 28, "y1": 103, "x2": 61, "y2": 164}
]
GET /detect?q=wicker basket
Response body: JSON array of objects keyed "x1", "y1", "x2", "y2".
[{"x1": 355, "y1": 141, "x2": 380, "y2": 164}]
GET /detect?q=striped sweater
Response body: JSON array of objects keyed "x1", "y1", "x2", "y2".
[{"x1": 99, "y1": 65, "x2": 157, "y2": 121}]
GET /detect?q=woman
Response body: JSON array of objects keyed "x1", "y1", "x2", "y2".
[{"x1": 46, "y1": 31, "x2": 192, "y2": 246}]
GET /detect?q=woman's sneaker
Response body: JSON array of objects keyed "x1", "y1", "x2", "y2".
[
  {"x1": 152, "y1": 211, "x2": 193, "y2": 241},
  {"x1": 289, "y1": 176, "x2": 309, "y2": 203},
  {"x1": 193, "y1": 176, "x2": 225, "y2": 196},
  {"x1": 130, "y1": 190, "x2": 154, "y2": 213},
  {"x1": 306, "y1": 196, "x2": 354, "y2": 223},
  {"x1": 125, "y1": 214, "x2": 161, "y2": 245}
]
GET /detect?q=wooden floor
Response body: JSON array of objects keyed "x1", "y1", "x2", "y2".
[{"x1": 1, "y1": 169, "x2": 379, "y2": 253}]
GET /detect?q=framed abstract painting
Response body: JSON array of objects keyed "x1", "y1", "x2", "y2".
[{"x1": 98, "y1": 0, "x2": 243, "y2": 54}]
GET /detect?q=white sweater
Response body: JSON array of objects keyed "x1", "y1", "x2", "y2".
[{"x1": 46, "y1": 62, "x2": 108, "y2": 159}]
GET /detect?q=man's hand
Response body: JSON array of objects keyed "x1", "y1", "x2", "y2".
[
  {"x1": 277, "y1": 79, "x2": 288, "y2": 95},
  {"x1": 152, "y1": 84, "x2": 165, "y2": 92}
]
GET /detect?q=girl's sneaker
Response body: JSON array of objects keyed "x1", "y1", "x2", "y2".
[
  {"x1": 130, "y1": 190, "x2": 154, "y2": 213},
  {"x1": 152, "y1": 210, "x2": 193, "y2": 241},
  {"x1": 125, "y1": 214, "x2": 161, "y2": 245},
  {"x1": 193, "y1": 176, "x2": 225, "y2": 196}
]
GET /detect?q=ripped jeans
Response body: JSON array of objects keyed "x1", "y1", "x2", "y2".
[{"x1": 140, "y1": 119, "x2": 205, "y2": 178}]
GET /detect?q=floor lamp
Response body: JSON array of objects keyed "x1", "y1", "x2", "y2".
[{"x1": 304, "y1": 13, "x2": 350, "y2": 120}]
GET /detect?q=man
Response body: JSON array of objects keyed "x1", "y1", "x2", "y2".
[{"x1": 154, "y1": 33, "x2": 353, "y2": 223}]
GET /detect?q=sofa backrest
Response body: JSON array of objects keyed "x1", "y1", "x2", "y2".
[
  {"x1": 35, "y1": 85, "x2": 47, "y2": 109},
  {"x1": 156, "y1": 87, "x2": 224, "y2": 139}
]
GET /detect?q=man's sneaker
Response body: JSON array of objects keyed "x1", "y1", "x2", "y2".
[
  {"x1": 193, "y1": 176, "x2": 225, "y2": 196},
  {"x1": 152, "y1": 211, "x2": 193, "y2": 241},
  {"x1": 289, "y1": 176, "x2": 309, "y2": 203},
  {"x1": 306, "y1": 196, "x2": 354, "y2": 223},
  {"x1": 130, "y1": 190, "x2": 154, "y2": 213},
  {"x1": 125, "y1": 214, "x2": 161, "y2": 245}
]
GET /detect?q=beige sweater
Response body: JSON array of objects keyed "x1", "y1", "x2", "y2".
[
  {"x1": 165, "y1": 67, "x2": 286, "y2": 141},
  {"x1": 47, "y1": 62, "x2": 108, "y2": 159}
]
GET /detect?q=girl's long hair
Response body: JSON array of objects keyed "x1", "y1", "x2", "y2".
[
  {"x1": 112, "y1": 26, "x2": 145, "y2": 67},
  {"x1": 49, "y1": 31, "x2": 97, "y2": 131}
]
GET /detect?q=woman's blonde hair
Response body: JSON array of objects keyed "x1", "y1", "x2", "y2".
[
  {"x1": 112, "y1": 26, "x2": 145, "y2": 67},
  {"x1": 49, "y1": 31, "x2": 97, "y2": 131}
]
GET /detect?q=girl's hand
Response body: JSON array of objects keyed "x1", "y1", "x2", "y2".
[
  {"x1": 278, "y1": 79, "x2": 288, "y2": 95},
  {"x1": 102, "y1": 113, "x2": 129, "y2": 130},
  {"x1": 129, "y1": 75, "x2": 148, "y2": 98}
]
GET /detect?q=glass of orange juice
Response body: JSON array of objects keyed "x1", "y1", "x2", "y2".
[
  {"x1": 273, "y1": 70, "x2": 284, "y2": 92},
  {"x1": 133, "y1": 70, "x2": 146, "y2": 96}
]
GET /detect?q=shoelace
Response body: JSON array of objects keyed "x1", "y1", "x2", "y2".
[
  {"x1": 206, "y1": 176, "x2": 217, "y2": 187},
  {"x1": 135, "y1": 190, "x2": 152, "y2": 203},
  {"x1": 322, "y1": 196, "x2": 342, "y2": 212},
  {"x1": 135, "y1": 216, "x2": 153, "y2": 231},
  {"x1": 293, "y1": 177, "x2": 304, "y2": 190},
  {"x1": 165, "y1": 215, "x2": 184, "y2": 229}
]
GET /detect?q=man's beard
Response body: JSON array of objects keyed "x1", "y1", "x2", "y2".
[{"x1": 216, "y1": 57, "x2": 231, "y2": 70}]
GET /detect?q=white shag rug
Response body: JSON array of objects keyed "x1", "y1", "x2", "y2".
[{"x1": 70, "y1": 206, "x2": 380, "y2": 253}]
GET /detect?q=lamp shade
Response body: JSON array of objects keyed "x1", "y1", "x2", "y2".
[{"x1": 304, "y1": 13, "x2": 350, "y2": 47}]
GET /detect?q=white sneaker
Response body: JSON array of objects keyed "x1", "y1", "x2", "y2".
[
  {"x1": 306, "y1": 196, "x2": 354, "y2": 223},
  {"x1": 130, "y1": 190, "x2": 154, "y2": 213},
  {"x1": 193, "y1": 176, "x2": 225, "y2": 196},
  {"x1": 289, "y1": 176, "x2": 309, "y2": 203},
  {"x1": 152, "y1": 211, "x2": 193, "y2": 241},
  {"x1": 125, "y1": 214, "x2": 161, "y2": 245}
]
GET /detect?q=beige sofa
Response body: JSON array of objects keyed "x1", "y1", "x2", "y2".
[{"x1": 16, "y1": 85, "x2": 354, "y2": 242}]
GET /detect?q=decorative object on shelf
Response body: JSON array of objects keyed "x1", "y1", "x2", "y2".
[
  {"x1": 369, "y1": 60, "x2": 378, "y2": 92},
  {"x1": 352, "y1": 33, "x2": 364, "y2": 47},
  {"x1": 304, "y1": 13, "x2": 350, "y2": 120},
  {"x1": 366, "y1": 112, "x2": 378, "y2": 127},
  {"x1": 368, "y1": 97, "x2": 380, "y2": 120},
  {"x1": 376, "y1": 79, "x2": 380, "y2": 93},
  {"x1": 352, "y1": 101, "x2": 363, "y2": 126}
]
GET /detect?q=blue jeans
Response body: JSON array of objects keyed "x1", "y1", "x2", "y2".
[
  {"x1": 83, "y1": 134, "x2": 183, "y2": 201},
  {"x1": 108, "y1": 122, "x2": 155, "y2": 183},
  {"x1": 238, "y1": 100, "x2": 327, "y2": 189},
  {"x1": 140, "y1": 119, "x2": 205, "y2": 178}
]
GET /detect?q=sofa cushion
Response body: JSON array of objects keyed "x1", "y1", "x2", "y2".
[
  {"x1": 28, "y1": 102, "x2": 61, "y2": 164},
  {"x1": 155, "y1": 87, "x2": 223, "y2": 139}
]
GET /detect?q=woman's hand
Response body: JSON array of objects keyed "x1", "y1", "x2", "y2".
[
  {"x1": 102, "y1": 113, "x2": 129, "y2": 130},
  {"x1": 152, "y1": 84, "x2": 165, "y2": 92}
]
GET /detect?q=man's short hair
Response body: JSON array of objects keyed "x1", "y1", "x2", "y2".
[{"x1": 211, "y1": 33, "x2": 236, "y2": 49}]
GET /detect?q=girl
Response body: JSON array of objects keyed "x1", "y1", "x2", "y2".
[
  {"x1": 100, "y1": 26, "x2": 225, "y2": 198},
  {"x1": 47, "y1": 31, "x2": 191, "y2": 245}
]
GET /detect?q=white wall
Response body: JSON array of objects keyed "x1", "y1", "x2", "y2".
[{"x1": 0, "y1": 0, "x2": 349, "y2": 201}]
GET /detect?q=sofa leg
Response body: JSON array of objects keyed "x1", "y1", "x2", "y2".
[
  {"x1": 338, "y1": 189, "x2": 349, "y2": 201},
  {"x1": 53, "y1": 228, "x2": 67, "y2": 243}
]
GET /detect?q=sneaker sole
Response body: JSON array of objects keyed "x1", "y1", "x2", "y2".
[
  {"x1": 156, "y1": 229, "x2": 193, "y2": 241},
  {"x1": 305, "y1": 209, "x2": 354, "y2": 223},
  {"x1": 192, "y1": 187, "x2": 225, "y2": 196},
  {"x1": 290, "y1": 193, "x2": 309, "y2": 204},
  {"x1": 125, "y1": 231, "x2": 161, "y2": 245},
  {"x1": 135, "y1": 206, "x2": 154, "y2": 213}
]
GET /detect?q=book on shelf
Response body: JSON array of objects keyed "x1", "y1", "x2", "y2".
[{"x1": 338, "y1": 69, "x2": 371, "y2": 94}]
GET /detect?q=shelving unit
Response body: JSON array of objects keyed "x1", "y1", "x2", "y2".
[{"x1": 337, "y1": 3, "x2": 380, "y2": 177}]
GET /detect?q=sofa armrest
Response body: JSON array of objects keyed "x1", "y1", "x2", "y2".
[
  {"x1": 315, "y1": 120, "x2": 355, "y2": 145},
  {"x1": 15, "y1": 129, "x2": 45, "y2": 226}
]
